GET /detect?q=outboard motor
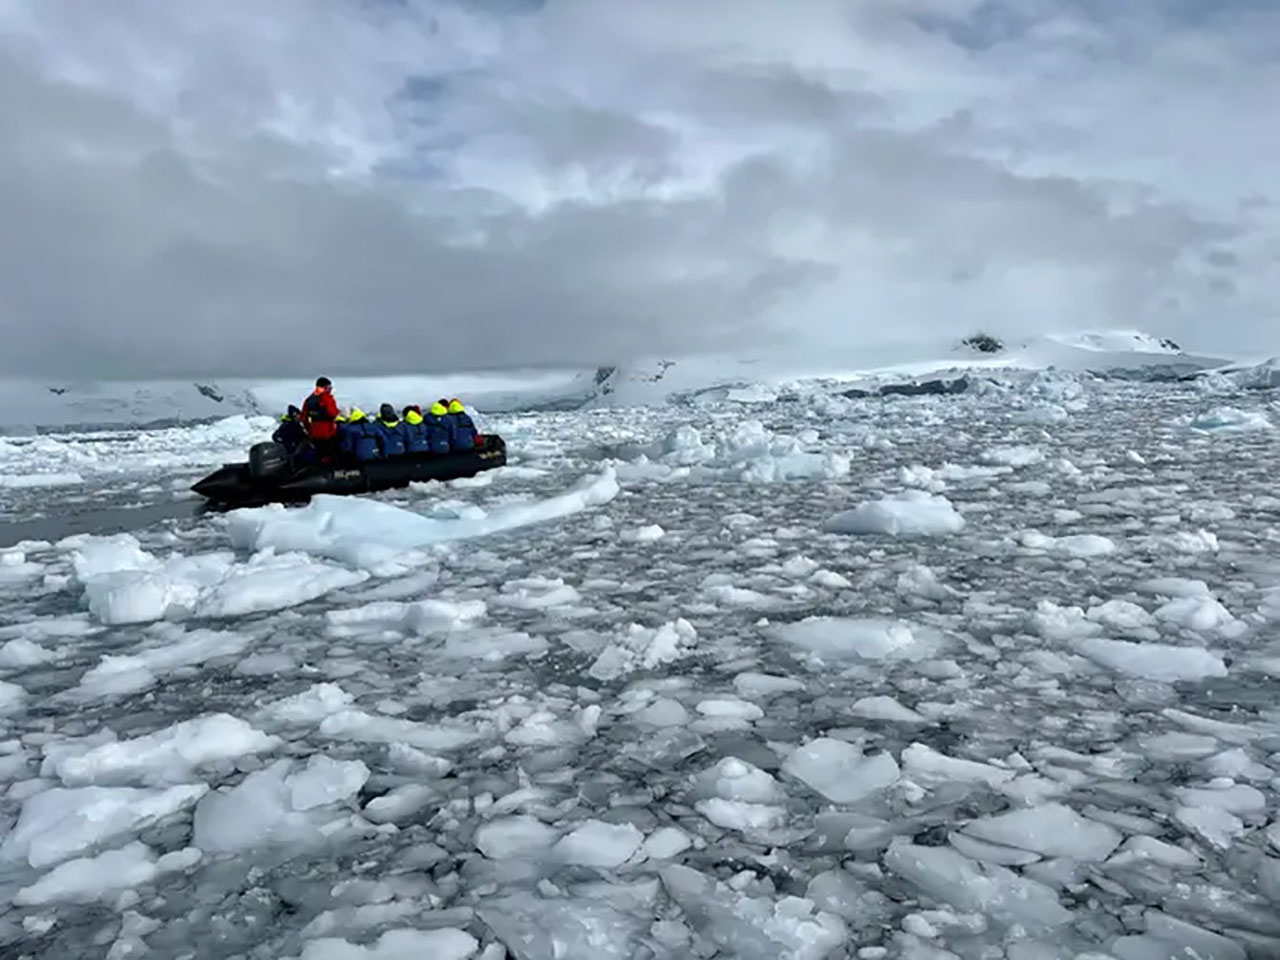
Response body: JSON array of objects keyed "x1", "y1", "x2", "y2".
[{"x1": 248, "y1": 441, "x2": 291, "y2": 480}]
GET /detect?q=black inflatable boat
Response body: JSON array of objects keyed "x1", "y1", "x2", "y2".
[{"x1": 192, "y1": 435, "x2": 507, "y2": 506}]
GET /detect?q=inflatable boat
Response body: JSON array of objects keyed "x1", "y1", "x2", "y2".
[{"x1": 192, "y1": 434, "x2": 507, "y2": 506}]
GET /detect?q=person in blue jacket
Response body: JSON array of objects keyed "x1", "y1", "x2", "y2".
[
  {"x1": 446, "y1": 398, "x2": 478, "y2": 451},
  {"x1": 373, "y1": 403, "x2": 407, "y2": 457},
  {"x1": 401, "y1": 405, "x2": 430, "y2": 454},
  {"x1": 424, "y1": 401, "x2": 452, "y2": 454},
  {"x1": 338, "y1": 408, "x2": 380, "y2": 462}
]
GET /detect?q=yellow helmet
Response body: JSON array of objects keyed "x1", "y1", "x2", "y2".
[
  {"x1": 448, "y1": 399, "x2": 465, "y2": 414},
  {"x1": 429, "y1": 401, "x2": 448, "y2": 416},
  {"x1": 348, "y1": 407, "x2": 367, "y2": 422}
]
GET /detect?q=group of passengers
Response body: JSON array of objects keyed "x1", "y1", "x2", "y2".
[{"x1": 273, "y1": 377, "x2": 479, "y2": 464}]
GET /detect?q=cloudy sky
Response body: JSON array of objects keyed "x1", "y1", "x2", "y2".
[{"x1": 0, "y1": 0, "x2": 1276, "y2": 379}]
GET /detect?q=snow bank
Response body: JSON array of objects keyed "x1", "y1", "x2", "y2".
[
  {"x1": 228, "y1": 467, "x2": 620, "y2": 569},
  {"x1": 824, "y1": 492, "x2": 964, "y2": 537}
]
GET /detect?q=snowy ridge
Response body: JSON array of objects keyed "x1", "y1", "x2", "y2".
[{"x1": 0, "y1": 329, "x2": 1242, "y2": 433}]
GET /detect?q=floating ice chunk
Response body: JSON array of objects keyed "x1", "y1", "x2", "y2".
[
  {"x1": 195, "y1": 551, "x2": 370, "y2": 618},
  {"x1": 0, "y1": 637, "x2": 58, "y2": 668},
  {"x1": 192, "y1": 757, "x2": 363, "y2": 855},
  {"x1": 287, "y1": 756, "x2": 370, "y2": 811},
  {"x1": 621, "y1": 524, "x2": 665, "y2": 543},
  {"x1": 1018, "y1": 530, "x2": 1117, "y2": 557},
  {"x1": 1073, "y1": 637, "x2": 1227, "y2": 682},
  {"x1": 949, "y1": 831, "x2": 1042, "y2": 866},
  {"x1": 553, "y1": 820, "x2": 644, "y2": 867},
  {"x1": 1182, "y1": 407, "x2": 1272, "y2": 432},
  {"x1": 52, "y1": 714, "x2": 280, "y2": 787},
  {"x1": 2, "y1": 783, "x2": 208, "y2": 868},
  {"x1": 72, "y1": 627, "x2": 252, "y2": 700},
  {"x1": 900, "y1": 743, "x2": 1015, "y2": 788},
  {"x1": 363, "y1": 784, "x2": 438, "y2": 825},
  {"x1": 493, "y1": 577, "x2": 581, "y2": 610},
  {"x1": 980, "y1": 445, "x2": 1045, "y2": 467},
  {"x1": 644, "y1": 826, "x2": 692, "y2": 860},
  {"x1": 780, "y1": 556, "x2": 820, "y2": 578},
  {"x1": 474, "y1": 816, "x2": 559, "y2": 859},
  {"x1": 228, "y1": 468, "x2": 620, "y2": 568},
  {"x1": 260, "y1": 683, "x2": 356, "y2": 726},
  {"x1": 733, "y1": 672, "x2": 806, "y2": 699},
  {"x1": 1154, "y1": 595, "x2": 1236, "y2": 633},
  {"x1": 1110, "y1": 912, "x2": 1247, "y2": 960},
  {"x1": 810, "y1": 569, "x2": 851, "y2": 589},
  {"x1": 1031, "y1": 600, "x2": 1103, "y2": 641},
  {"x1": 1139, "y1": 732, "x2": 1220, "y2": 760},
  {"x1": 850, "y1": 696, "x2": 926, "y2": 723},
  {"x1": 805, "y1": 869, "x2": 891, "y2": 927},
  {"x1": 696, "y1": 797, "x2": 787, "y2": 833},
  {"x1": 0, "y1": 678, "x2": 26, "y2": 715},
  {"x1": 692, "y1": 758, "x2": 786, "y2": 805},
  {"x1": 773, "y1": 616, "x2": 934, "y2": 661},
  {"x1": 13, "y1": 842, "x2": 199, "y2": 906},
  {"x1": 589, "y1": 619, "x2": 698, "y2": 680},
  {"x1": 1086, "y1": 599, "x2": 1156, "y2": 634},
  {"x1": 884, "y1": 840, "x2": 1071, "y2": 934},
  {"x1": 1175, "y1": 783, "x2": 1266, "y2": 814},
  {"x1": 633, "y1": 697, "x2": 689, "y2": 727},
  {"x1": 695, "y1": 698, "x2": 764, "y2": 721},
  {"x1": 1105, "y1": 835, "x2": 1201, "y2": 870},
  {"x1": 782, "y1": 738, "x2": 900, "y2": 803},
  {"x1": 660, "y1": 864, "x2": 847, "y2": 960},
  {"x1": 824, "y1": 492, "x2": 964, "y2": 537},
  {"x1": 1174, "y1": 804, "x2": 1243, "y2": 849},
  {"x1": 897, "y1": 563, "x2": 956, "y2": 600},
  {"x1": 1135, "y1": 577, "x2": 1212, "y2": 599},
  {"x1": 479, "y1": 893, "x2": 649, "y2": 960},
  {"x1": 960, "y1": 803, "x2": 1121, "y2": 861},
  {"x1": 319, "y1": 710, "x2": 479, "y2": 751},
  {"x1": 298, "y1": 928, "x2": 479, "y2": 960}
]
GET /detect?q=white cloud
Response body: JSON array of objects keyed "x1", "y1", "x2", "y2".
[{"x1": 0, "y1": 0, "x2": 1275, "y2": 378}]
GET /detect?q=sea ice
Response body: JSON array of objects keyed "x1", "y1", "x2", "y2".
[
  {"x1": 959, "y1": 803, "x2": 1122, "y2": 861},
  {"x1": 824, "y1": 492, "x2": 965, "y2": 537},
  {"x1": 781, "y1": 737, "x2": 900, "y2": 803}
]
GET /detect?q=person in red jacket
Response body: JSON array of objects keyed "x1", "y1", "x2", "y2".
[{"x1": 302, "y1": 377, "x2": 340, "y2": 443}]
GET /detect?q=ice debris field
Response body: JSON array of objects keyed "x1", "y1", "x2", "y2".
[{"x1": 1, "y1": 370, "x2": 1280, "y2": 960}]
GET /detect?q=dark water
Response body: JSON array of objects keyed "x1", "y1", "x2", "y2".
[{"x1": 0, "y1": 498, "x2": 213, "y2": 547}]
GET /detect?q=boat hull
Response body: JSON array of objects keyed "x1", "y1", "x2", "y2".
[{"x1": 191, "y1": 436, "x2": 507, "y2": 506}]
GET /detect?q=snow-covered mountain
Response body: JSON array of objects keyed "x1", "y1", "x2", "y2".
[{"x1": 0, "y1": 330, "x2": 1248, "y2": 433}]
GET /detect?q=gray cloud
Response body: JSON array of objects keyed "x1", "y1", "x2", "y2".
[{"x1": 0, "y1": 0, "x2": 1276, "y2": 380}]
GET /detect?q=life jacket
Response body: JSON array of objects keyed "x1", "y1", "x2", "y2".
[
  {"x1": 424, "y1": 402, "x2": 451, "y2": 454},
  {"x1": 374, "y1": 415, "x2": 407, "y2": 457},
  {"x1": 446, "y1": 399, "x2": 477, "y2": 451},
  {"x1": 402, "y1": 409, "x2": 430, "y2": 454},
  {"x1": 338, "y1": 410, "x2": 380, "y2": 461},
  {"x1": 302, "y1": 388, "x2": 339, "y2": 440}
]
